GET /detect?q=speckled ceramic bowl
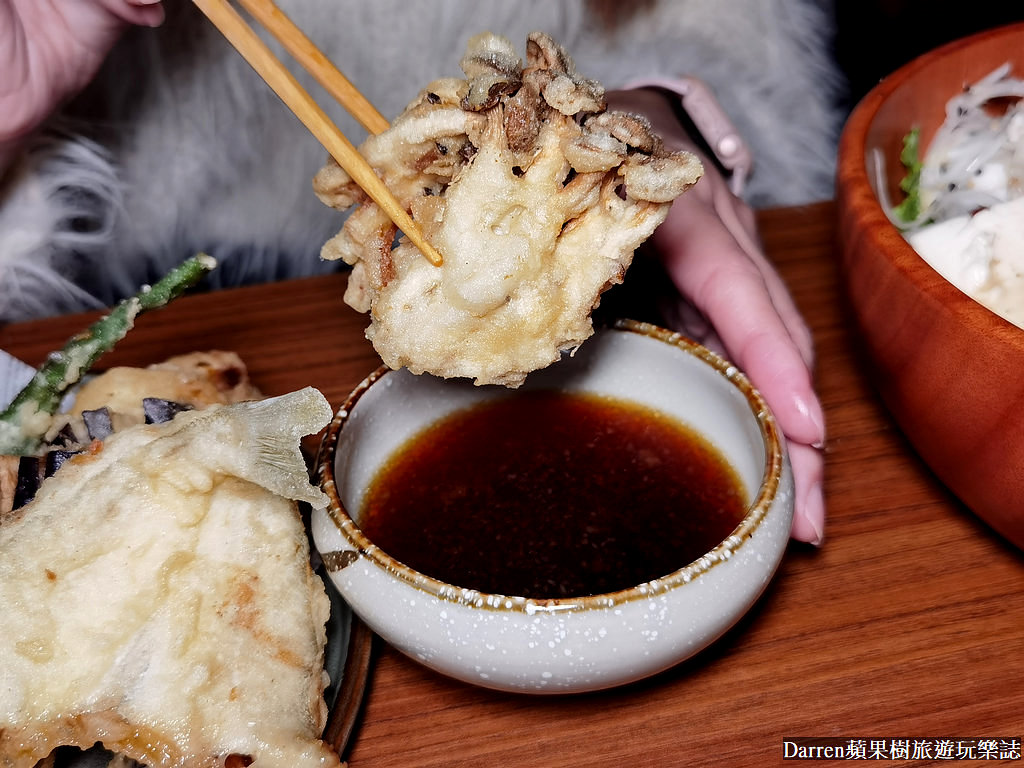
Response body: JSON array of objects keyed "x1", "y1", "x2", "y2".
[{"x1": 311, "y1": 320, "x2": 794, "y2": 693}]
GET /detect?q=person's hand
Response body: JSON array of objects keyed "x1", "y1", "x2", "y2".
[
  {"x1": 610, "y1": 88, "x2": 827, "y2": 545},
  {"x1": 652, "y1": 159, "x2": 827, "y2": 546},
  {"x1": 0, "y1": 0, "x2": 164, "y2": 164}
]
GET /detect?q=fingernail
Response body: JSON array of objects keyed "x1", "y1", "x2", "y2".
[
  {"x1": 804, "y1": 481, "x2": 825, "y2": 547},
  {"x1": 792, "y1": 392, "x2": 826, "y2": 449}
]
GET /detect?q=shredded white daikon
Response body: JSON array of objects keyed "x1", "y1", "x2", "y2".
[
  {"x1": 887, "y1": 65, "x2": 1024, "y2": 328},
  {"x1": 911, "y1": 63, "x2": 1024, "y2": 228}
]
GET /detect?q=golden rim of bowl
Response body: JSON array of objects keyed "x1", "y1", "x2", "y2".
[{"x1": 316, "y1": 319, "x2": 787, "y2": 613}]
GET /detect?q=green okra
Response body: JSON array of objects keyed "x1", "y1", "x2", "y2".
[{"x1": 0, "y1": 254, "x2": 217, "y2": 455}]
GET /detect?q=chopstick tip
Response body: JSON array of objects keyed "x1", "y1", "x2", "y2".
[{"x1": 420, "y1": 240, "x2": 444, "y2": 267}]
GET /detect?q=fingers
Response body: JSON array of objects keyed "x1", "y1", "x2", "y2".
[
  {"x1": 70, "y1": 0, "x2": 164, "y2": 31},
  {"x1": 44, "y1": 0, "x2": 163, "y2": 59},
  {"x1": 0, "y1": 0, "x2": 165, "y2": 159},
  {"x1": 788, "y1": 442, "x2": 825, "y2": 545},
  {"x1": 104, "y1": 0, "x2": 165, "y2": 27},
  {"x1": 650, "y1": 178, "x2": 827, "y2": 545},
  {"x1": 709, "y1": 186, "x2": 815, "y2": 369},
  {"x1": 653, "y1": 197, "x2": 825, "y2": 450}
]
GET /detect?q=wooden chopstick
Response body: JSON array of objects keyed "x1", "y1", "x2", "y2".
[
  {"x1": 192, "y1": 0, "x2": 443, "y2": 266},
  {"x1": 234, "y1": 0, "x2": 389, "y2": 136}
]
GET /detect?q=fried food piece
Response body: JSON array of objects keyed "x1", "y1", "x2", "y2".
[
  {"x1": 2, "y1": 352, "x2": 263, "y2": 518},
  {"x1": 0, "y1": 455, "x2": 19, "y2": 523},
  {"x1": 58, "y1": 350, "x2": 262, "y2": 434},
  {"x1": 314, "y1": 32, "x2": 703, "y2": 386},
  {"x1": 0, "y1": 388, "x2": 340, "y2": 768},
  {"x1": 0, "y1": 255, "x2": 216, "y2": 457}
]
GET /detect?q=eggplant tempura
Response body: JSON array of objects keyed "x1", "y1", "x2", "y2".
[{"x1": 314, "y1": 32, "x2": 703, "y2": 386}]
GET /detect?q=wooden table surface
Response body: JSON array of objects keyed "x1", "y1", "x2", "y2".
[{"x1": 3, "y1": 201, "x2": 1021, "y2": 766}]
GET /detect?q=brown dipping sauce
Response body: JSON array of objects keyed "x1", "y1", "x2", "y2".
[{"x1": 359, "y1": 390, "x2": 748, "y2": 599}]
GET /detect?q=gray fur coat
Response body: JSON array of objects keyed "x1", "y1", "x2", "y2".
[{"x1": 0, "y1": 0, "x2": 844, "y2": 323}]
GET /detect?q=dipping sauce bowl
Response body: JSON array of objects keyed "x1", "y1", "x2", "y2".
[{"x1": 311, "y1": 320, "x2": 794, "y2": 693}]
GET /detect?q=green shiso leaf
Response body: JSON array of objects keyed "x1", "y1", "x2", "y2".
[{"x1": 892, "y1": 126, "x2": 923, "y2": 224}]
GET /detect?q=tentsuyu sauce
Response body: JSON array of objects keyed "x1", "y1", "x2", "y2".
[{"x1": 359, "y1": 390, "x2": 748, "y2": 599}]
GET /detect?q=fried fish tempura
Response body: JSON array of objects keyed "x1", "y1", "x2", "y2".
[
  {"x1": 0, "y1": 388, "x2": 340, "y2": 768},
  {"x1": 314, "y1": 31, "x2": 703, "y2": 386}
]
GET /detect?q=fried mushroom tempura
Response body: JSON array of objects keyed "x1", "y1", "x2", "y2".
[{"x1": 314, "y1": 32, "x2": 703, "y2": 386}]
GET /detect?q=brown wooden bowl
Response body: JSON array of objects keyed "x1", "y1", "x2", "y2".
[{"x1": 836, "y1": 22, "x2": 1024, "y2": 551}]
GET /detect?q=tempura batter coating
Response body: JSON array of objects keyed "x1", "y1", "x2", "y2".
[
  {"x1": 0, "y1": 388, "x2": 339, "y2": 768},
  {"x1": 314, "y1": 32, "x2": 702, "y2": 386},
  {"x1": 48, "y1": 350, "x2": 263, "y2": 440}
]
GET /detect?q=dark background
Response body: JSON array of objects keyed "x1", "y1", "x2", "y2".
[{"x1": 834, "y1": 1, "x2": 1023, "y2": 109}]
